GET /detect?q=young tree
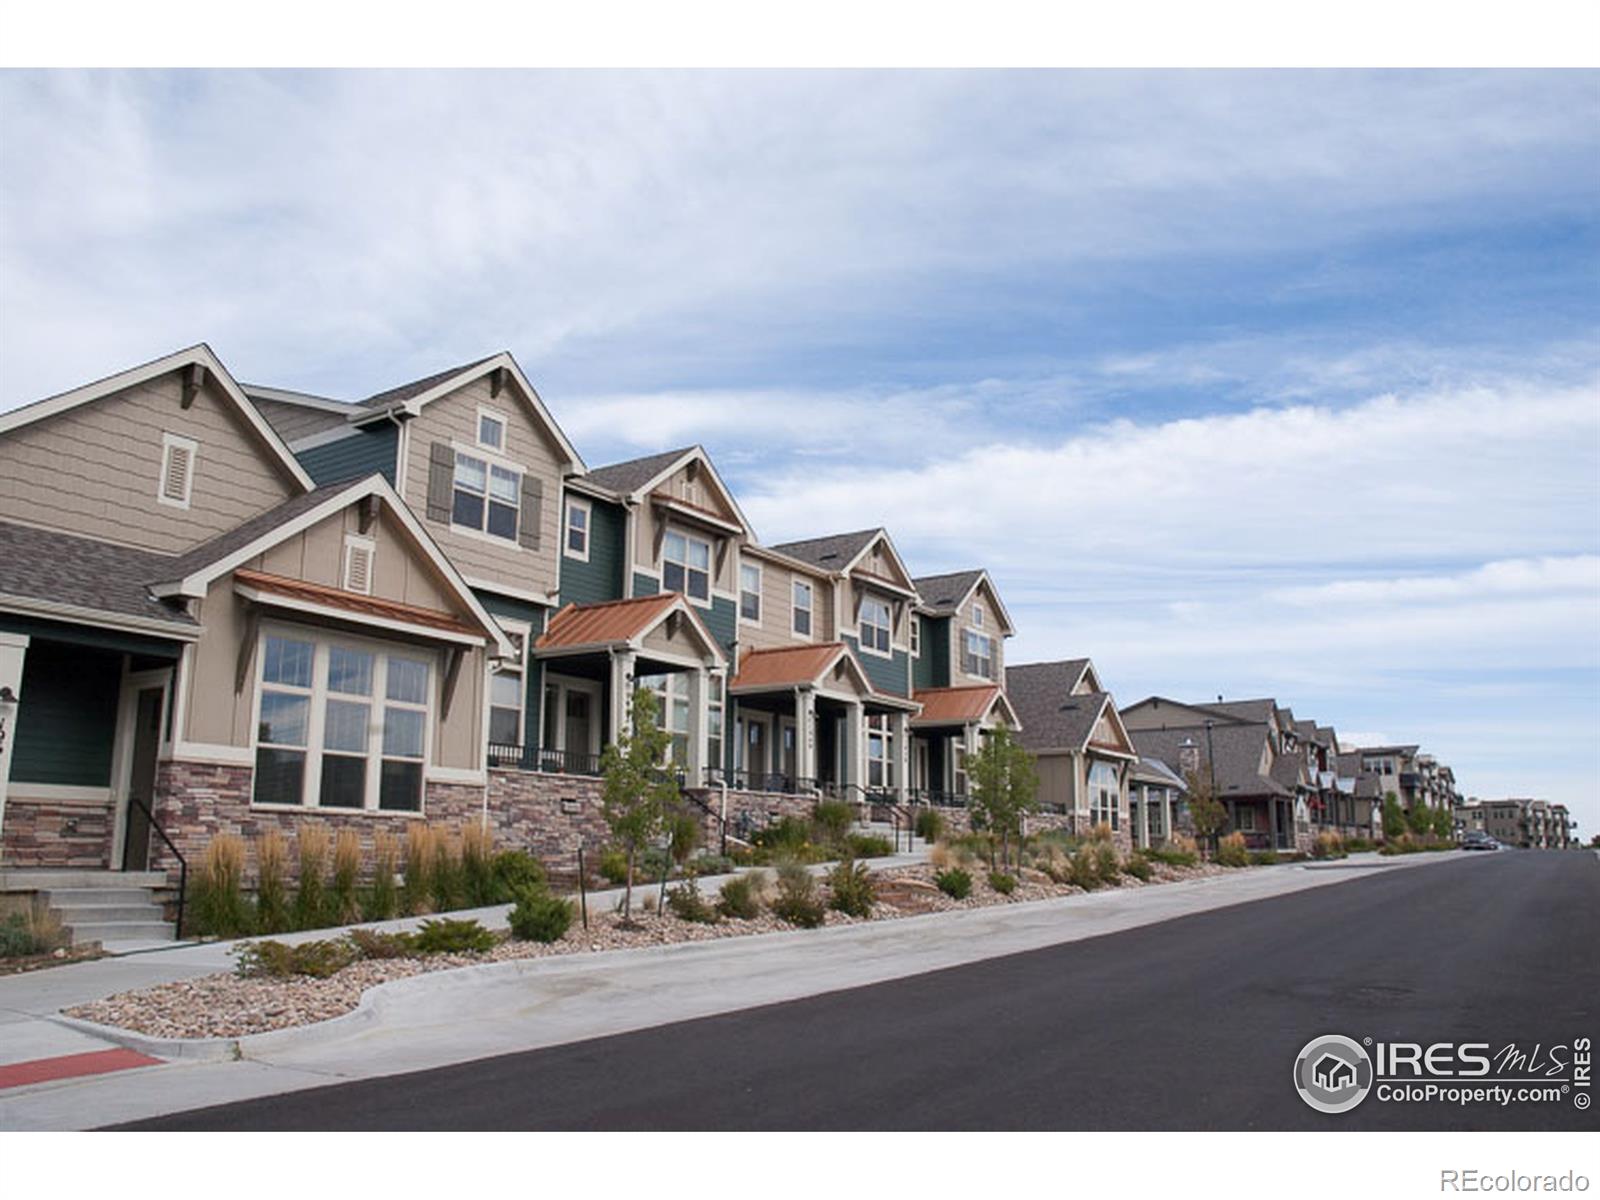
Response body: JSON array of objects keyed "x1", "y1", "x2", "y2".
[
  {"x1": 966, "y1": 727, "x2": 1039, "y2": 870},
  {"x1": 1405, "y1": 801, "x2": 1433, "y2": 837},
  {"x1": 1381, "y1": 792, "x2": 1407, "y2": 841},
  {"x1": 1431, "y1": 805, "x2": 1455, "y2": 840},
  {"x1": 1184, "y1": 767, "x2": 1228, "y2": 855},
  {"x1": 600, "y1": 687, "x2": 680, "y2": 922}
]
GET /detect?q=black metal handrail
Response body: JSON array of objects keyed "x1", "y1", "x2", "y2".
[
  {"x1": 906, "y1": 787, "x2": 969, "y2": 809},
  {"x1": 721, "y1": 769, "x2": 816, "y2": 795},
  {"x1": 486, "y1": 743, "x2": 605, "y2": 778},
  {"x1": 126, "y1": 791, "x2": 187, "y2": 940}
]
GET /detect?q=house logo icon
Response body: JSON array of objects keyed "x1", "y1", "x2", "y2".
[{"x1": 1293, "y1": 1035, "x2": 1374, "y2": 1114}]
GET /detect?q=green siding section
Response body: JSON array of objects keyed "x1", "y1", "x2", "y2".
[
  {"x1": 295, "y1": 424, "x2": 398, "y2": 486},
  {"x1": 630, "y1": 571, "x2": 735, "y2": 652},
  {"x1": 632, "y1": 571, "x2": 658, "y2": 597},
  {"x1": 10, "y1": 641, "x2": 123, "y2": 786},
  {"x1": 913, "y1": 615, "x2": 952, "y2": 689},
  {"x1": 0, "y1": 615, "x2": 182, "y2": 660},
  {"x1": 477, "y1": 592, "x2": 547, "y2": 756},
  {"x1": 560, "y1": 498, "x2": 627, "y2": 606},
  {"x1": 843, "y1": 634, "x2": 910, "y2": 697}
]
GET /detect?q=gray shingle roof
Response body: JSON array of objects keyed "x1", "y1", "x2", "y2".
[
  {"x1": 359, "y1": 356, "x2": 496, "y2": 409},
  {"x1": 1202, "y1": 698, "x2": 1281, "y2": 725},
  {"x1": 1131, "y1": 756, "x2": 1187, "y2": 789},
  {"x1": 585, "y1": 447, "x2": 697, "y2": 495},
  {"x1": 770, "y1": 528, "x2": 882, "y2": 571},
  {"x1": 1005, "y1": 661, "x2": 1113, "y2": 752},
  {"x1": 912, "y1": 569, "x2": 984, "y2": 612},
  {"x1": 151, "y1": 483, "x2": 356, "y2": 588},
  {"x1": 1130, "y1": 722, "x2": 1289, "y2": 799},
  {"x1": 0, "y1": 521, "x2": 196, "y2": 628}
]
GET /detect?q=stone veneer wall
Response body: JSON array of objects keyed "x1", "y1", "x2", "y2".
[
  {"x1": 927, "y1": 806, "x2": 1131, "y2": 853},
  {"x1": 0, "y1": 799, "x2": 114, "y2": 869},
  {"x1": 483, "y1": 769, "x2": 609, "y2": 882}
]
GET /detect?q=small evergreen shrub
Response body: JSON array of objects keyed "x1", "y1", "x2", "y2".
[
  {"x1": 294, "y1": 824, "x2": 331, "y2": 929},
  {"x1": 1122, "y1": 854, "x2": 1152, "y2": 882},
  {"x1": 716, "y1": 873, "x2": 763, "y2": 920},
  {"x1": 1146, "y1": 841, "x2": 1199, "y2": 868},
  {"x1": 366, "y1": 830, "x2": 400, "y2": 922},
  {"x1": 235, "y1": 937, "x2": 357, "y2": 979},
  {"x1": 195, "y1": 833, "x2": 253, "y2": 938},
  {"x1": 490, "y1": 850, "x2": 546, "y2": 901},
  {"x1": 0, "y1": 904, "x2": 63, "y2": 958},
  {"x1": 826, "y1": 859, "x2": 876, "y2": 917},
  {"x1": 666, "y1": 876, "x2": 720, "y2": 924},
  {"x1": 914, "y1": 809, "x2": 945, "y2": 844},
  {"x1": 934, "y1": 867, "x2": 973, "y2": 899},
  {"x1": 1250, "y1": 850, "x2": 1280, "y2": 866},
  {"x1": 688, "y1": 852, "x2": 737, "y2": 877},
  {"x1": 254, "y1": 829, "x2": 292, "y2": 934},
  {"x1": 508, "y1": 889, "x2": 574, "y2": 943},
  {"x1": 1344, "y1": 837, "x2": 1375, "y2": 853},
  {"x1": 1216, "y1": 832, "x2": 1250, "y2": 868},
  {"x1": 346, "y1": 927, "x2": 417, "y2": 959},
  {"x1": 598, "y1": 846, "x2": 630, "y2": 886},
  {"x1": 771, "y1": 860, "x2": 826, "y2": 928},
  {"x1": 812, "y1": 800, "x2": 855, "y2": 845},
  {"x1": 844, "y1": 833, "x2": 892, "y2": 859},
  {"x1": 667, "y1": 811, "x2": 701, "y2": 865},
  {"x1": 412, "y1": 917, "x2": 497, "y2": 954},
  {"x1": 987, "y1": 871, "x2": 1017, "y2": 895}
]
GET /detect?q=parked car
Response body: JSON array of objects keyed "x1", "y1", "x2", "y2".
[{"x1": 1461, "y1": 833, "x2": 1500, "y2": 851}]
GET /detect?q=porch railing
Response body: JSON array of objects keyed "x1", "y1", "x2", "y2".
[
  {"x1": 487, "y1": 743, "x2": 604, "y2": 778},
  {"x1": 126, "y1": 791, "x2": 188, "y2": 940},
  {"x1": 906, "y1": 788, "x2": 969, "y2": 809}
]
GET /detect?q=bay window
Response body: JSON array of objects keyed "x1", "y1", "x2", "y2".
[
  {"x1": 253, "y1": 630, "x2": 432, "y2": 813},
  {"x1": 663, "y1": 530, "x2": 711, "y2": 602},
  {"x1": 860, "y1": 595, "x2": 891, "y2": 655}
]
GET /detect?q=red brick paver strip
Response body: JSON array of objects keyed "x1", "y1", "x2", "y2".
[{"x1": 0, "y1": 1048, "x2": 163, "y2": 1091}]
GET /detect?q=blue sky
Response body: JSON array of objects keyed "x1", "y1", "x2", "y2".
[{"x1": 2, "y1": 70, "x2": 1597, "y2": 832}]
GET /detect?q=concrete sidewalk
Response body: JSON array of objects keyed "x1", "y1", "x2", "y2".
[{"x1": 0, "y1": 850, "x2": 1470, "y2": 1129}]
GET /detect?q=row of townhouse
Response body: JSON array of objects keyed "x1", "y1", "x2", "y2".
[
  {"x1": 0, "y1": 343, "x2": 1148, "y2": 882},
  {"x1": 1455, "y1": 798, "x2": 1575, "y2": 849}
]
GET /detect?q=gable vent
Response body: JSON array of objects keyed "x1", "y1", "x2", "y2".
[
  {"x1": 159, "y1": 434, "x2": 198, "y2": 509},
  {"x1": 343, "y1": 537, "x2": 374, "y2": 595}
]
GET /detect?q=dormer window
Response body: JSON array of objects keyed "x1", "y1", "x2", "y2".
[
  {"x1": 663, "y1": 529, "x2": 710, "y2": 602},
  {"x1": 477, "y1": 409, "x2": 506, "y2": 452},
  {"x1": 158, "y1": 433, "x2": 198, "y2": 509}
]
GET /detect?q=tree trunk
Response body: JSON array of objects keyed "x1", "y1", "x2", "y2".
[{"x1": 624, "y1": 846, "x2": 636, "y2": 920}]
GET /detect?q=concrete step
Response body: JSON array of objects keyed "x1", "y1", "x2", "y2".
[
  {"x1": 50, "y1": 901, "x2": 167, "y2": 924},
  {"x1": 39, "y1": 887, "x2": 160, "y2": 908},
  {"x1": 0, "y1": 869, "x2": 168, "y2": 891},
  {"x1": 63, "y1": 920, "x2": 175, "y2": 945}
]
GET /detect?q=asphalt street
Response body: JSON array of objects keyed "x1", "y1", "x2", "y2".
[{"x1": 118, "y1": 850, "x2": 1598, "y2": 1131}]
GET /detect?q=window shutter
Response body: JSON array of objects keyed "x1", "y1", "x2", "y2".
[
  {"x1": 426, "y1": 442, "x2": 453, "y2": 522},
  {"x1": 518, "y1": 475, "x2": 543, "y2": 550}
]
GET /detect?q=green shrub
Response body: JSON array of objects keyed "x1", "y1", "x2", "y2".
[
  {"x1": 827, "y1": 859, "x2": 877, "y2": 917},
  {"x1": 507, "y1": 889, "x2": 575, "y2": 943},
  {"x1": 412, "y1": 917, "x2": 498, "y2": 954},
  {"x1": 234, "y1": 937, "x2": 357, "y2": 979},
  {"x1": 1122, "y1": 854, "x2": 1152, "y2": 881},
  {"x1": 1344, "y1": 837, "x2": 1374, "y2": 853},
  {"x1": 345, "y1": 928, "x2": 417, "y2": 959},
  {"x1": 365, "y1": 830, "x2": 401, "y2": 922},
  {"x1": 1311, "y1": 832, "x2": 1347, "y2": 860},
  {"x1": 688, "y1": 852, "x2": 737, "y2": 877},
  {"x1": 812, "y1": 800, "x2": 855, "y2": 845},
  {"x1": 1249, "y1": 850, "x2": 1280, "y2": 866},
  {"x1": 598, "y1": 846, "x2": 630, "y2": 886},
  {"x1": 913, "y1": 809, "x2": 945, "y2": 844},
  {"x1": 0, "y1": 906, "x2": 63, "y2": 958},
  {"x1": 490, "y1": 850, "x2": 546, "y2": 901},
  {"x1": 753, "y1": 816, "x2": 812, "y2": 853},
  {"x1": 771, "y1": 860, "x2": 827, "y2": 928},
  {"x1": 987, "y1": 871, "x2": 1017, "y2": 895},
  {"x1": 1216, "y1": 832, "x2": 1251, "y2": 868},
  {"x1": 716, "y1": 873, "x2": 763, "y2": 920},
  {"x1": 195, "y1": 833, "x2": 253, "y2": 938},
  {"x1": 845, "y1": 833, "x2": 893, "y2": 859},
  {"x1": 934, "y1": 867, "x2": 972, "y2": 899},
  {"x1": 1068, "y1": 845, "x2": 1103, "y2": 890},
  {"x1": 667, "y1": 810, "x2": 701, "y2": 865},
  {"x1": 666, "y1": 876, "x2": 720, "y2": 924},
  {"x1": 1145, "y1": 844, "x2": 1198, "y2": 868}
]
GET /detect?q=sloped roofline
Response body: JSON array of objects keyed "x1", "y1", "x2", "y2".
[
  {"x1": 0, "y1": 343, "x2": 315, "y2": 492},
  {"x1": 147, "y1": 473, "x2": 514, "y2": 658},
  {"x1": 607, "y1": 445, "x2": 757, "y2": 542},
  {"x1": 538, "y1": 592, "x2": 727, "y2": 665},
  {"x1": 920, "y1": 568, "x2": 1017, "y2": 635}
]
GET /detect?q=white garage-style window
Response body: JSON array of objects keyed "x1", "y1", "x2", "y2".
[{"x1": 253, "y1": 628, "x2": 433, "y2": 813}]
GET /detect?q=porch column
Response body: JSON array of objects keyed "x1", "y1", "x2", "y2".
[
  {"x1": 686, "y1": 668, "x2": 706, "y2": 782},
  {"x1": 0, "y1": 632, "x2": 29, "y2": 853},
  {"x1": 1269, "y1": 795, "x2": 1280, "y2": 849},
  {"x1": 892, "y1": 710, "x2": 909, "y2": 803},
  {"x1": 796, "y1": 687, "x2": 816, "y2": 787},
  {"x1": 1163, "y1": 790, "x2": 1174, "y2": 847},
  {"x1": 608, "y1": 648, "x2": 636, "y2": 743},
  {"x1": 842, "y1": 699, "x2": 863, "y2": 789}
]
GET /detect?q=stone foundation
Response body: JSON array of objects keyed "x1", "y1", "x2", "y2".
[
  {"x1": 484, "y1": 769, "x2": 609, "y2": 880},
  {"x1": 930, "y1": 806, "x2": 1130, "y2": 853},
  {"x1": 0, "y1": 797, "x2": 114, "y2": 869}
]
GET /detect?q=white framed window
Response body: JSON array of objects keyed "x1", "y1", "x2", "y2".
[
  {"x1": 1237, "y1": 806, "x2": 1256, "y2": 832},
  {"x1": 477, "y1": 408, "x2": 507, "y2": 453},
  {"x1": 792, "y1": 580, "x2": 813, "y2": 638},
  {"x1": 488, "y1": 622, "x2": 530, "y2": 749},
  {"x1": 252, "y1": 628, "x2": 432, "y2": 813},
  {"x1": 663, "y1": 529, "x2": 711, "y2": 603},
  {"x1": 158, "y1": 433, "x2": 198, "y2": 510},
  {"x1": 866, "y1": 714, "x2": 895, "y2": 789},
  {"x1": 707, "y1": 675, "x2": 725, "y2": 780},
  {"x1": 953, "y1": 743, "x2": 969, "y2": 796},
  {"x1": 1089, "y1": 761, "x2": 1120, "y2": 831},
  {"x1": 564, "y1": 496, "x2": 591, "y2": 561},
  {"x1": 972, "y1": 603, "x2": 985, "y2": 629},
  {"x1": 453, "y1": 451, "x2": 521, "y2": 542},
  {"x1": 342, "y1": 535, "x2": 375, "y2": 596},
  {"x1": 638, "y1": 672, "x2": 691, "y2": 764},
  {"x1": 859, "y1": 596, "x2": 892, "y2": 656},
  {"x1": 911, "y1": 617, "x2": 921, "y2": 658},
  {"x1": 964, "y1": 629, "x2": 994, "y2": 679},
  {"x1": 740, "y1": 561, "x2": 762, "y2": 624}
]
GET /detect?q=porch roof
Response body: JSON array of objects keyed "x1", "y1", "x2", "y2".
[
  {"x1": 730, "y1": 642, "x2": 848, "y2": 692},
  {"x1": 0, "y1": 520, "x2": 198, "y2": 636},
  {"x1": 536, "y1": 593, "x2": 724, "y2": 665},
  {"x1": 232, "y1": 567, "x2": 483, "y2": 641},
  {"x1": 912, "y1": 684, "x2": 1011, "y2": 727}
]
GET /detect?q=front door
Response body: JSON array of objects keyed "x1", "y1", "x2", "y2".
[
  {"x1": 564, "y1": 690, "x2": 593, "y2": 771},
  {"x1": 746, "y1": 718, "x2": 768, "y2": 784},
  {"x1": 120, "y1": 686, "x2": 164, "y2": 871},
  {"x1": 778, "y1": 718, "x2": 796, "y2": 787}
]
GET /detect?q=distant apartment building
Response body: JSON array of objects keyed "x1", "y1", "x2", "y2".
[{"x1": 1454, "y1": 798, "x2": 1574, "y2": 849}]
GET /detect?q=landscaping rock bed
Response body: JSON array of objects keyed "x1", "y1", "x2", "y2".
[{"x1": 64, "y1": 858, "x2": 1228, "y2": 1041}]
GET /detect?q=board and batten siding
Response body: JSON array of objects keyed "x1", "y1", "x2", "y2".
[
  {"x1": 0, "y1": 371, "x2": 299, "y2": 553},
  {"x1": 183, "y1": 504, "x2": 485, "y2": 773},
  {"x1": 402, "y1": 376, "x2": 565, "y2": 598},
  {"x1": 296, "y1": 424, "x2": 398, "y2": 486},
  {"x1": 559, "y1": 495, "x2": 627, "y2": 606}
]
